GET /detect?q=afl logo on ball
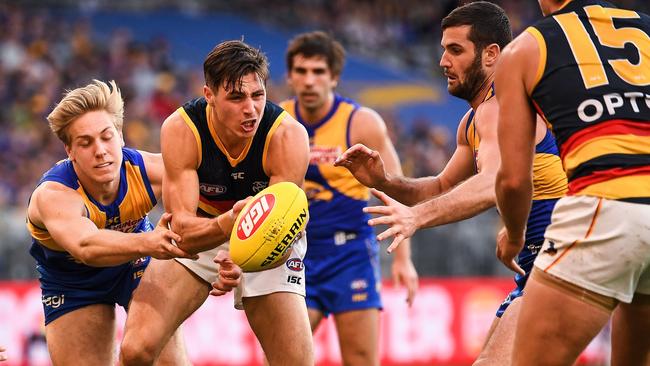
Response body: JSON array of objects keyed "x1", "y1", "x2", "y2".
[
  {"x1": 286, "y1": 258, "x2": 304, "y2": 272},
  {"x1": 237, "y1": 194, "x2": 275, "y2": 240}
]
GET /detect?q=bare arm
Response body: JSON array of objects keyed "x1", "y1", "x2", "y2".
[
  {"x1": 410, "y1": 100, "x2": 501, "y2": 228},
  {"x1": 494, "y1": 32, "x2": 539, "y2": 273},
  {"x1": 336, "y1": 110, "x2": 475, "y2": 205},
  {"x1": 160, "y1": 111, "x2": 235, "y2": 254},
  {"x1": 264, "y1": 113, "x2": 309, "y2": 186},
  {"x1": 28, "y1": 182, "x2": 189, "y2": 267},
  {"x1": 350, "y1": 107, "x2": 418, "y2": 306}
]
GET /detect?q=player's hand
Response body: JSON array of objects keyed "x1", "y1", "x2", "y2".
[
  {"x1": 0, "y1": 345, "x2": 7, "y2": 362},
  {"x1": 148, "y1": 213, "x2": 198, "y2": 260},
  {"x1": 496, "y1": 227, "x2": 525, "y2": 275},
  {"x1": 217, "y1": 197, "x2": 252, "y2": 235},
  {"x1": 391, "y1": 256, "x2": 418, "y2": 307},
  {"x1": 210, "y1": 250, "x2": 242, "y2": 296},
  {"x1": 334, "y1": 144, "x2": 388, "y2": 189},
  {"x1": 364, "y1": 189, "x2": 418, "y2": 252}
]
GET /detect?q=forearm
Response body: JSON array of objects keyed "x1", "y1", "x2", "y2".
[
  {"x1": 380, "y1": 175, "x2": 444, "y2": 206},
  {"x1": 412, "y1": 173, "x2": 496, "y2": 229},
  {"x1": 495, "y1": 173, "x2": 532, "y2": 240},
  {"x1": 393, "y1": 236, "x2": 412, "y2": 261},
  {"x1": 76, "y1": 230, "x2": 150, "y2": 267},
  {"x1": 173, "y1": 213, "x2": 232, "y2": 254}
]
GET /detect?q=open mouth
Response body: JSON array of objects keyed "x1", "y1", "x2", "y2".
[
  {"x1": 95, "y1": 162, "x2": 112, "y2": 169},
  {"x1": 241, "y1": 120, "x2": 256, "y2": 133}
]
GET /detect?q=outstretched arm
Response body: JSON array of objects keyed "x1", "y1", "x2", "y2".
[
  {"x1": 364, "y1": 102, "x2": 500, "y2": 249},
  {"x1": 335, "y1": 110, "x2": 475, "y2": 206},
  {"x1": 28, "y1": 182, "x2": 194, "y2": 267},
  {"x1": 350, "y1": 107, "x2": 418, "y2": 306}
]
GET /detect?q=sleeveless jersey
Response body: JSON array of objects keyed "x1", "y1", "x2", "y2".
[
  {"x1": 466, "y1": 85, "x2": 568, "y2": 243},
  {"x1": 281, "y1": 95, "x2": 372, "y2": 254},
  {"x1": 28, "y1": 147, "x2": 156, "y2": 273},
  {"x1": 178, "y1": 97, "x2": 286, "y2": 217},
  {"x1": 527, "y1": 0, "x2": 650, "y2": 203}
]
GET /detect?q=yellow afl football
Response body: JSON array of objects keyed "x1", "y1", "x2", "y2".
[{"x1": 229, "y1": 182, "x2": 309, "y2": 272}]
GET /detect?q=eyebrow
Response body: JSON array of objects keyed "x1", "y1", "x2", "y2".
[{"x1": 73, "y1": 126, "x2": 113, "y2": 141}]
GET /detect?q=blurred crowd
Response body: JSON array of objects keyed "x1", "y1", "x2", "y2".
[{"x1": 2, "y1": 0, "x2": 648, "y2": 279}]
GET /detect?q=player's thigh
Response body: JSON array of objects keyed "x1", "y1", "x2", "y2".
[
  {"x1": 243, "y1": 292, "x2": 313, "y2": 365},
  {"x1": 474, "y1": 297, "x2": 521, "y2": 366},
  {"x1": 333, "y1": 308, "x2": 380, "y2": 366},
  {"x1": 123, "y1": 259, "x2": 209, "y2": 353},
  {"x1": 512, "y1": 269, "x2": 612, "y2": 366},
  {"x1": 307, "y1": 308, "x2": 325, "y2": 332},
  {"x1": 46, "y1": 304, "x2": 116, "y2": 366},
  {"x1": 611, "y1": 293, "x2": 650, "y2": 366}
]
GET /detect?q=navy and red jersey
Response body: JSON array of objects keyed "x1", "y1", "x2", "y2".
[
  {"x1": 179, "y1": 97, "x2": 287, "y2": 217},
  {"x1": 527, "y1": 0, "x2": 650, "y2": 203}
]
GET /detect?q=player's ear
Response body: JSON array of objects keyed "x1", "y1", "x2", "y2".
[
  {"x1": 203, "y1": 85, "x2": 214, "y2": 103},
  {"x1": 484, "y1": 43, "x2": 500, "y2": 67},
  {"x1": 64, "y1": 143, "x2": 74, "y2": 161}
]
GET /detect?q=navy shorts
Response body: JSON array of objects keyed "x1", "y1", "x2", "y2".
[
  {"x1": 39, "y1": 257, "x2": 150, "y2": 325},
  {"x1": 495, "y1": 241, "x2": 543, "y2": 317},
  {"x1": 304, "y1": 237, "x2": 382, "y2": 316}
]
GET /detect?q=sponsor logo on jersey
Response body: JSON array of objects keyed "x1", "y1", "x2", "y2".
[
  {"x1": 107, "y1": 218, "x2": 142, "y2": 233},
  {"x1": 199, "y1": 183, "x2": 227, "y2": 196},
  {"x1": 286, "y1": 258, "x2": 304, "y2": 272},
  {"x1": 252, "y1": 181, "x2": 268, "y2": 193},
  {"x1": 309, "y1": 145, "x2": 342, "y2": 165},
  {"x1": 577, "y1": 92, "x2": 650, "y2": 123},
  {"x1": 237, "y1": 194, "x2": 275, "y2": 240}
]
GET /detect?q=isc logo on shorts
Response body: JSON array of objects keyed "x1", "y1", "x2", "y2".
[
  {"x1": 286, "y1": 258, "x2": 304, "y2": 272},
  {"x1": 237, "y1": 194, "x2": 275, "y2": 239}
]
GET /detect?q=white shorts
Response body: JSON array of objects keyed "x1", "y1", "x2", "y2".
[
  {"x1": 534, "y1": 195, "x2": 650, "y2": 303},
  {"x1": 175, "y1": 235, "x2": 307, "y2": 309}
]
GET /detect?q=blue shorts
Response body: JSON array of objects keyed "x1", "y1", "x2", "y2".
[
  {"x1": 304, "y1": 237, "x2": 382, "y2": 317},
  {"x1": 495, "y1": 240, "x2": 543, "y2": 317},
  {"x1": 38, "y1": 256, "x2": 150, "y2": 325}
]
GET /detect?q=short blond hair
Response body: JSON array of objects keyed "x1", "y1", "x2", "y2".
[{"x1": 47, "y1": 80, "x2": 124, "y2": 145}]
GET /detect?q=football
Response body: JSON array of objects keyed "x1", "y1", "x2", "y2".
[{"x1": 229, "y1": 182, "x2": 309, "y2": 272}]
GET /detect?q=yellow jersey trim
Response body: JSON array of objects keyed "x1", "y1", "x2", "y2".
[
  {"x1": 262, "y1": 111, "x2": 287, "y2": 175},
  {"x1": 177, "y1": 107, "x2": 203, "y2": 167},
  {"x1": 206, "y1": 104, "x2": 254, "y2": 167},
  {"x1": 526, "y1": 26, "x2": 548, "y2": 91}
]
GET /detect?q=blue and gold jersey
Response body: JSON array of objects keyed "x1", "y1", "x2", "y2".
[
  {"x1": 527, "y1": 0, "x2": 650, "y2": 203},
  {"x1": 466, "y1": 86, "x2": 567, "y2": 243},
  {"x1": 28, "y1": 147, "x2": 156, "y2": 272},
  {"x1": 179, "y1": 97, "x2": 286, "y2": 217},
  {"x1": 281, "y1": 95, "x2": 372, "y2": 254}
]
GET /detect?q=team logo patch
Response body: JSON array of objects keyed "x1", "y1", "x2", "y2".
[
  {"x1": 252, "y1": 181, "x2": 268, "y2": 193},
  {"x1": 286, "y1": 258, "x2": 304, "y2": 272},
  {"x1": 199, "y1": 183, "x2": 227, "y2": 196},
  {"x1": 350, "y1": 279, "x2": 368, "y2": 290}
]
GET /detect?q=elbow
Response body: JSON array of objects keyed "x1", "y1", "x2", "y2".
[
  {"x1": 73, "y1": 239, "x2": 97, "y2": 266},
  {"x1": 496, "y1": 172, "x2": 531, "y2": 196}
]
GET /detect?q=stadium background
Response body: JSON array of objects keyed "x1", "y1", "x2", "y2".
[{"x1": 1, "y1": 0, "x2": 647, "y2": 364}]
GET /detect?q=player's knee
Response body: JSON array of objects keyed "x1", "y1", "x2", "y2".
[
  {"x1": 120, "y1": 335, "x2": 158, "y2": 366},
  {"x1": 266, "y1": 344, "x2": 313, "y2": 366},
  {"x1": 342, "y1": 347, "x2": 377, "y2": 366}
]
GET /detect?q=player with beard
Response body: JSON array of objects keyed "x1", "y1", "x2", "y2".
[{"x1": 335, "y1": 2, "x2": 567, "y2": 365}]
